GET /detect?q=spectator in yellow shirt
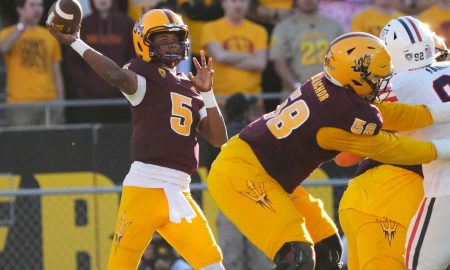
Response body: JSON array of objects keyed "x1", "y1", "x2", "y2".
[
  {"x1": 178, "y1": 0, "x2": 223, "y2": 73},
  {"x1": 394, "y1": 0, "x2": 433, "y2": 16},
  {"x1": 246, "y1": 0, "x2": 294, "y2": 112},
  {"x1": 202, "y1": 0, "x2": 267, "y2": 97},
  {"x1": 351, "y1": 0, "x2": 404, "y2": 37},
  {"x1": 419, "y1": 0, "x2": 450, "y2": 48},
  {"x1": 0, "y1": 0, "x2": 64, "y2": 126}
]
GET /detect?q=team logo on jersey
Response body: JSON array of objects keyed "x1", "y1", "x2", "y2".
[
  {"x1": 239, "y1": 180, "x2": 275, "y2": 212},
  {"x1": 158, "y1": 67, "x2": 167, "y2": 78},
  {"x1": 376, "y1": 217, "x2": 398, "y2": 246},
  {"x1": 113, "y1": 211, "x2": 132, "y2": 253}
]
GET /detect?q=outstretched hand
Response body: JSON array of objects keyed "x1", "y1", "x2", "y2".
[
  {"x1": 47, "y1": 23, "x2": 80, "y2": 46},
  {"x1": 188, "y1": 50, "x2": 214, "y2": 92}
]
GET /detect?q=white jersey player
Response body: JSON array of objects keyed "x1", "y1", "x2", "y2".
[{"x1": 381, "y1": 16, "x2": 450, "y2": 270}]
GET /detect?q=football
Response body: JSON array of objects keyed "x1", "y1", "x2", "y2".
[{"x1": 46, "y1": 0, "x2": 83, "y2": 34}]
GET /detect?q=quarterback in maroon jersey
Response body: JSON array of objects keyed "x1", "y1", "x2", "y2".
[{"x1": 48, "y1": 9, "x2": 227, "y2": 270}]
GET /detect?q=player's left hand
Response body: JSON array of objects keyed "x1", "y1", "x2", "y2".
[{"x1": 189, "y1": 50, "x2": 214, "y2": 92}]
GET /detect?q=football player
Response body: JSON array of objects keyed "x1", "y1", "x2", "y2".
[
  {"x1": 48, "y1": 9, "x2": 227, "y2": 270},
  {"x1": 206, "y1": 31, "x2": 450, "y2": 270},
  {"x1": 383, "y1": 17, "x2": 450, "y2": 270},
  {"x1": 337, "y1": 16, "x2": 450, "y2": 270}
]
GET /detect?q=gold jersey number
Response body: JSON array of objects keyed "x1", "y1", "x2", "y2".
[
  {"x1": 264, "y1": 89, "x2": 310, "y2": 139},
  {"x1": 170, "y1": 92, "x2": 193, "y2": 136}
]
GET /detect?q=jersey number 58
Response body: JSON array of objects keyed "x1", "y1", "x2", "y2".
[{"x1": 264, "y1": 89, "x2": 310, "y2": 139}]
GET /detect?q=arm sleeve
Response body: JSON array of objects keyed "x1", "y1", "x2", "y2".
[
  {"x1": 375, "y1": 102, "x2": 433, "y2": 131},
  {"x1": 121, "y1": 74, "x2": 146, "y2": 106},
  {"x1": 317, "y1": 127, "x2": 437, "y2": 165}
]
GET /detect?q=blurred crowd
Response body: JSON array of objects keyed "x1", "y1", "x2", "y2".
[
  {"x1": 0, "y1": 0, "x2": 448, "y2": 127},
  {"x1": 0, "y1": 0, "x2": 448, "y2": 268}
]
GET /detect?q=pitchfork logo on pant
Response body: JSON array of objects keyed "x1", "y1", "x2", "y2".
[
  {"x1": 239, "y1": 180, "x2": 275, "y2": 212},
  {"x1": 376, "y1": 217, "x2": 398, "y2": 246},
  {"x1": 114, "y1": 211, "x2": 132, "y2": 254}
]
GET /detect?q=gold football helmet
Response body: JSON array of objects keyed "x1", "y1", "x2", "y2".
[
  {"x1": 324, "y1": 32, "x2": 393, "y2": 102},
  {"x1": 132, "y1": 9, "x2": 189, "y2": 64}
]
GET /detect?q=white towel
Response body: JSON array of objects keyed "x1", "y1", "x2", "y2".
[{"x1": 164, "y1": 187, "x2": 197, "y2": 223}]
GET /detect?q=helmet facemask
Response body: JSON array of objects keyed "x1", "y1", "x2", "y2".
[
  {"x1": 434, "y1": 33, "x2": 449, "y2": 62},
  {"x1": 363, "y1": 74, "x2": 393, "y2": 103},
  {"x1": 146, "y1": 30, "x2": 190, "y2": 68},
  {"x1": 435, "y1": 48, "x2": 449, "y2": 62}
]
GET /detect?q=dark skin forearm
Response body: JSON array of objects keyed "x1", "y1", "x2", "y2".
[
  {"x1": 82, "y1": 49, "x2": 137, "y2": 94},
  {"x1": 47, "y1": 23, "x2": 137, "y2": 95}
]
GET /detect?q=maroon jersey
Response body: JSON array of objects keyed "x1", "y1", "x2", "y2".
[
  {"x1": 126, "y1": 59, "x2": 205, "y2": 175},
  {"x1": 240, "y1": 73, "x2": 383, "y2": 193}
]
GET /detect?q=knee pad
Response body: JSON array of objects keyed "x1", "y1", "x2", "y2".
[
  {"x1": 273, "y1": 241, "x2": 315, "y2": 270},
  {"x1": 314, "y1": 234, "x2": 343, "y2": 270}
]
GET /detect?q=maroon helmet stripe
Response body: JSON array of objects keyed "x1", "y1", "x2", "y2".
[
  {"x1": 162, "y1": 9, "x2": 174, "y2": 24},
  {"x1": 405, "y1": 16, "x2": 423, "y2": 42}
]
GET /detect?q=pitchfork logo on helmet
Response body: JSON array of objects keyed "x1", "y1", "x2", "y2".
[
  {"x1": 132, "y1": 9, "x2": 190, "y2": 65},
  {"x1": 324, "y1": 32, "x2": 393, "y2": 102},
  {"x1": 134, "y1": 19, "x2": 144, "y2": 39},
  {"x1": 351, "y1": 54, "x2": 372, "y2": 74}
]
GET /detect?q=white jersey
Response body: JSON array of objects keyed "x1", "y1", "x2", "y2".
[{"x1": 391, "y1": 61, "x2": 450, "y2": 197}]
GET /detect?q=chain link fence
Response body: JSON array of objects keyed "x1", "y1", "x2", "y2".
[{"x1": 0, "y1": 179, "x2": 347, "y2": 270}]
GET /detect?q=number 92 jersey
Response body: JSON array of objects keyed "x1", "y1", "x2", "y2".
[
  {"x1": 240, "y1": 73, "x2": 382, "y2": 193},
  {"x1": 392, "y1": 62, "x2": 450, "y2": 196}
]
